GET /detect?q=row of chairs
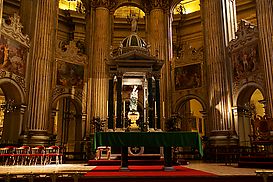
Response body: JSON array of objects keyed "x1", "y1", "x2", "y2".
[{"x1": 0, "y1": 145, "x2": 63, "y2": 166}]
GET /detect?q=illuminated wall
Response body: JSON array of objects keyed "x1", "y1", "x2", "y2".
[
  {"x1": 59, "y1": 0, "x2": 80, "y2": 11},
  {"x1": 174, "y1": 0, "x2": 200, "y2": 14},
  {"x1": 114, "y1": 6, "x2": 145, "y2": 18}
]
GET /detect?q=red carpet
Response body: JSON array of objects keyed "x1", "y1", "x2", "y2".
[{"x1": 85, "y1": 165, "x2": 216, "y2": 177}]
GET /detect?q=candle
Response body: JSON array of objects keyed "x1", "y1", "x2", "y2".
[
  {"x1": 123, "y1": 101, "x2": 126, "y2": 117},
  {"x1": 106, "y1": 100, "x2": 108, "y2": 117},
  {"x1": 155, "y1": 101, "x2": 157, "y2": 116},
  {"x1": 115, "y1": 101, "x2": 117, "y2": 117},
  {"x1": 163, "y1": 101, "x2": 165, "y2": 118}
]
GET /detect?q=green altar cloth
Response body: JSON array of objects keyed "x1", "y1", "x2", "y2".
[{"x1": 94, "y1": 131, "x2": 203, "y2": 156}]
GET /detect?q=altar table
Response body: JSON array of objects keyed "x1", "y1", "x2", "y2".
[{"x1": 94, "y1": 131, "x2": 203, "y2": 170}]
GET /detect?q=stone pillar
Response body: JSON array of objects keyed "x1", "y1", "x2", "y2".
[
  {"x1": 27, "y1": 1, "x2": 57, "y2": 144},
  {"x1": 256, "y1": 0, "x2": 273, "y2": 117},
  {"x1": 147, "y1": 1, "x2": 169, "y2": 124},
  {"x1": 84, "y1": 2, "x2": 95, "y2": 135},
  {"x1": 202, "y1": 0, "x2": 234, "y2": 132},
  {"x1": 108, "y1": 77, "x2": 114, "y2": 130},
  {"x1": 116, "y1": 74, "x2": 123, "y2": 129},
  {"x1": 90, "y1": 0, "x2": 116, "y2": 120},
  {"x1": 221, "y1": 0, "x2": 237, "y2": 46}
]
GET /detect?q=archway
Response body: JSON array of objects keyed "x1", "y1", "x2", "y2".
[
  {"x1": 236, "y1": 85, "x2": 265, "y2": 146},
  {"x1": 0, "y1": 79, "x2": 25, "y2": 144},
  {"x1": 51, "y1": 95, "x2": 83, "y2": 160},
  {"x1": 175, "y1": 96, "x2": 206, "y2": 136}
]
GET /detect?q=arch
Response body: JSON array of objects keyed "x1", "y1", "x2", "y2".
[
  {"x1": 113, "y1": 1, "x2": 146, "y2": 14},
  {"x1": 235, "y1": 82, "x2": 265, "y2": 107},
  {"x1": 51, "y1": 93, "x2": 84, "y2": 159},
  {"x1": 174, "y1": 94, "x2": 206, "y2": 113},
  {"x1": 0, "y1": 78, "x2": 26, "y2": 144},
  {"x1": 0, "y1": 78, "x2": 26, "y2": 104},
  {"x1": 170, "y1": 0, "x2": 201, "y2": 14},
  {"x1": 235, "y1": 82, "x2": 265, "y2": 147},
  {"x1": 52, "y1": 93, "x2": 82, "y2": 113}
]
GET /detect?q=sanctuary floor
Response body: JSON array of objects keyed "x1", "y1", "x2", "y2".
[{"x1": 0, "y1": 161, "x2": 269, "y2": 182}]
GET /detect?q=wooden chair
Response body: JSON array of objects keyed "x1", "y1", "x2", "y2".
[{"x1": 95, "y1": 146, "x2": 111, "y2": 160}]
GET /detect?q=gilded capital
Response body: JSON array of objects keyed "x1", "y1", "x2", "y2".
[{"x1": 91, "y1": 0, "x2": 117, "y2": 10}]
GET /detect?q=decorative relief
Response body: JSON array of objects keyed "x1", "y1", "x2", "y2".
[
  {"x1": 0, "y1": 69, "x2": 26, "y2": 93},
  {"x1": 56, "y1": 40, "x2": 87, "y2": 65},
  {"x1": 91, "y1": 0, "x2": 117, "y2": 10},
  {"x1": 14, "y1": 75, "x2": 27, "y2": 93},
  {"x1": 228, "y1": 20, "x2": 263, "y2": 94},
  {"x1": 1, "y1": 14, "x2": 30, "y2": 48},
  {"x1": 228, "y1": 20, "x2": 259, "y2": 51},
  {"x1": 0, "y1": 13, "x2": 29, "y2": 94}
]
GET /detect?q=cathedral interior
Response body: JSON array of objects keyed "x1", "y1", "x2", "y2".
[{"x1": 0, "y1": 0, "x2": 272, "y2": 164}]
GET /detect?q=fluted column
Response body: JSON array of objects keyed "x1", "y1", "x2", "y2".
[
  {"x1": 91, "y1": 1, "x2": 115, "y2": 120},
  {"x1": 27, "y1": 1, "x2": 56, "y2": 144},
  {"x1": 256, "y1": 0, "x2": 273, "y2": 117},
  {"x1": 202, "y1": 0, "x2": 233, "y2": 132},
  {"x1": 149, "y1": 8, "x2": 165, "y2": 59},
  {"x1": 147, "y1": 1, "x2": 169, "y2": 128}
]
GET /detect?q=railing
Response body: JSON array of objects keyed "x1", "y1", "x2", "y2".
[{"x1": 0, "y1": 145, "x2": 63, "y2": 166}]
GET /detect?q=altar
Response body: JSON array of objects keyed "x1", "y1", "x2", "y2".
[{"x1": 94, "y1": 131, "x2": 203, "y2": 170}]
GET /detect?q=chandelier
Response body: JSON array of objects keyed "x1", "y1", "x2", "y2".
[{"x1": 0, "y1": 99, "x2": 17, "y2": 113}]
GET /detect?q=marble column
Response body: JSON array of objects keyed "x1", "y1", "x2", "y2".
[
  {"x1": 202, "y1": 0, "x2": 234, "y2": 132},
  {"x1": 147, "y1": 1, "x2": 169, "y2": 124},
  {"x1": 27, "y1": 0, "x2": 57, "y2": 144},
  {"x1": 84, "y1": 2, "x2": 95, "y2": 135},
  {"x1": 256, "y1": 0, "x2": 273, "y2": 117},
  {"x1": 90, "y1": 1, "x2": 116, "y2": 120}
]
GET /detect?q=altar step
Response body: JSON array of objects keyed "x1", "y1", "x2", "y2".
[
  {"x1": 87, "y1": 159, "x2": 189, "y2": 166},
  {"x1": 238, "y1": 156, "x2": 273, "y2": 168}
]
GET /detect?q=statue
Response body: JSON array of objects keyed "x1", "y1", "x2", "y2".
[
  {"x1": 131, "y1": 16, "x2": 138, "y2": 32},
  {"x1": 128, "y1": 85, "x2": 140, "y2": 131},
  {"x1": 129, "y1": 85, "x2": 138, "y2": 111},
  {"x1": 127, "y1": 14, "x2": 138, "y2": 32}
]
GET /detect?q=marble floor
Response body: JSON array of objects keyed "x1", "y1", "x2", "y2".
[{"x1": 0, "y1": 161, "x2": 260, "y2": 176}]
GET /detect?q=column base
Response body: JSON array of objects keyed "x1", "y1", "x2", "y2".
[{"x1": 20, "y1": 131, "x2": 51, "y2": 146}]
